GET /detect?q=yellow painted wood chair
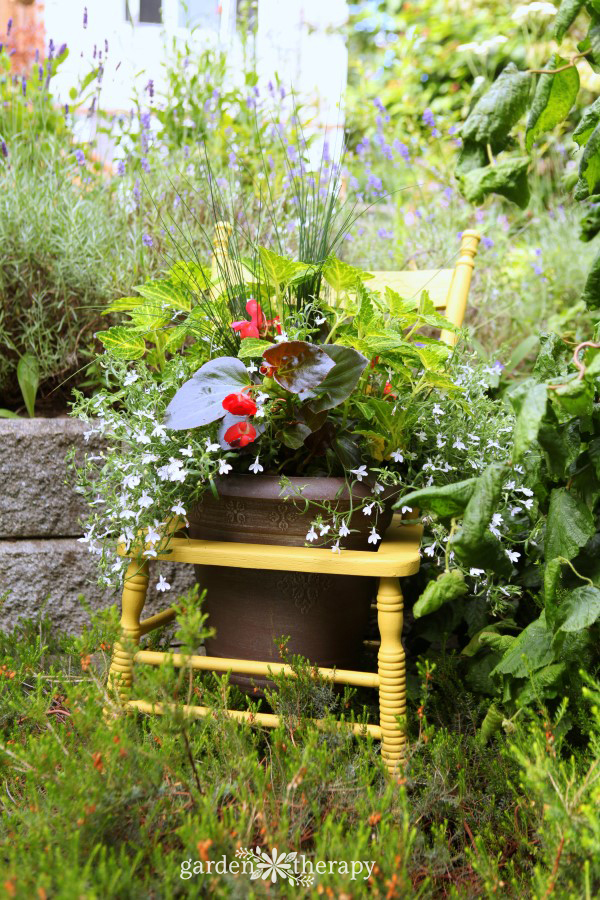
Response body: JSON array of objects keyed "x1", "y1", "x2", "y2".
[{"x1": 106, "y1": 228, "x2": 480, "y2": 776}]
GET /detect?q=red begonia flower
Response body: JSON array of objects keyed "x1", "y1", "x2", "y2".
[
  {"x1": 231, "y1": 319, "x2": 260, "y2": 339},
  {"x1": 222, "y1": 391, "x2": 257, "y2": 416},
  {"x1": 383, "y1": 381, "x2": 393, "y2": 395},
  {"x1": 224, "y1": 420, "x2": 257, "y2": 448}
]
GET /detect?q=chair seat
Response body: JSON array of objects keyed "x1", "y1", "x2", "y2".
[{"x1": 118, "y1": 521, "x2": 423, "y2": 577}]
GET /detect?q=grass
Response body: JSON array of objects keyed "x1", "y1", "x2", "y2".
[{"x1": 1, "y1": 595, "x2": 599, "y2": 898}]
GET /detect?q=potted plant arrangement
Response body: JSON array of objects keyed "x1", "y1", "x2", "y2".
[{"x1": 72, "y1": 160, "x2": 460, "y2": 679}]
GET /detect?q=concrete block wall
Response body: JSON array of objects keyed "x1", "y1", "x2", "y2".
[{"x1": 0, "y1": 419, "x2": 195, "y2": 635}]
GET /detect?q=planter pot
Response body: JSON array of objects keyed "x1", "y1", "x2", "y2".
[{"x1": 188, "y1": 476, "x2": 393, "y2": 689}]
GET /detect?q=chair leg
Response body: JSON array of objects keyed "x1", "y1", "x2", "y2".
[
  {"x1": 107, "y1": 560, "x2": 149, "y2": 705},
  {"x1": 377, "y1": 576, "x2": 406, "y2": 776}
]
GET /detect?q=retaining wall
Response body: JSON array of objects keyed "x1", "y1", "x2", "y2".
[{"x1": 0, "y1": 419, "x2": 195, "y2": 634}]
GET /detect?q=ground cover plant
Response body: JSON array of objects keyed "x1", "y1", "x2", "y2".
[{"x1": 1, "y1": 603, "x2": 600, "y2": 897}]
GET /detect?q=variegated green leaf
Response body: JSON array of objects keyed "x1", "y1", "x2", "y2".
[{"x1": 97, "y1": 327, "x2": 146, "y2": 360}]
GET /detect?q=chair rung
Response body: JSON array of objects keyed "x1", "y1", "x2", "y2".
[
  {"x1": 134, "y1": 649, "x2": 379, "y2": 689},
  {"x1": 126, "y1": 698, "x2": 382, "y2": 738},
  {"x1": 139, "y1": 607, "x2": 177, "y2": 636}
]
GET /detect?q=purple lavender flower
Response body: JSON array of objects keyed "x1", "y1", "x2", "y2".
[
  {"x1": 142, "y1": 234, "x2": 153, "y2": 247},
  {"x1": 377, "y1": 228, "x2": 394, "y2": 239},
  {"x1": 146, "y1": 79, "x2": 154, "y2": 98},
  {"x1": 64, "y1": 103, "x2": 69, "y2": 115},
  {"x1": 422, "y1": 108, "x2": 435, "y2": 128},
  {"x1": 34, "y1": 49, "x2": 39, "y2": 62},
  {"x1": 141, "y1": 157, "x2": 150, "y2": 173},
  {"x1": 6, "y1": 18, "x2": 12, "y2": 37},
  {"x1": 83, "y1": 6, "x2": 88, "y2": 28},
  {"x1": 116, "y1": 159, "x2": 126, "y2": 176},
  {"x1": 367, "y1": 172, "x2": 383, "y2": 192},
  {"x1": 48, "y1": 38, "x2": 55, "y2": 57},
  {"x1": 133, "y1": 179, "x2": 140, "y2": 206},
  {"x1": 482, "y1": 236, "x2": 494, "y2": 249},
  {"x1": 58, "y1": 43, "x2": 67, "y2": 57},
  {"x1": 1, "y1": 140, "x2": 8, "y2": 159},
  {"x1": 105, "y1": 39, "x2": 109, "y2": 54},
  {"x1": 38, "y1": 65, "x2": 43, "y2": 82},
  {"x1": 21, "y1": 77, "x2": 26, "y2": 97},
  {"x1": 533, "y1": 264, "x2": 543, "y2": 276},
  {"x1": 140, "y1": 111, "x2": 151, "y2": 129},
  {"x1": 74, "y1": 148, "x2": 85, "y2": 166}
]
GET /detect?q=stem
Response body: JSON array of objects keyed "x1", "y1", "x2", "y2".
[
  {"x1": 555, "y1": 557, "x2": 594, "y2": 587},
  {"x1": 527, "y1": 52, "x2": 590, "y2": 75}
]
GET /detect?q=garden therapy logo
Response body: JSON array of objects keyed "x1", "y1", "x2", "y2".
[{"x1": 180, "y1": 846, "x2": 376, "y2": 884}]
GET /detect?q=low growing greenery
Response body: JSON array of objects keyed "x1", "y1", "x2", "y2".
[{"x1": 1, "y1": 600, "x2": 600, "y2": 897}]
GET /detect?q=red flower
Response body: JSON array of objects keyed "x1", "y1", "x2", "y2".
[
  {"x1": 224, "y1": 420, "x2": 257, "y2": 448},
  {"x1": 259, "y1": 363, "x2": 277, "y2": 377},
  {"x1": 222, "y1": 391, "x2": 257, "y2": 416},
  {"x1": 383, "y1": 381, "x2": 395, "y2": 396},
  {"x1": 231, "y1": 297, "x2": 267, "y2": 339},
  {"x1": 370, "y1": 355, "x2": 380, "y2": 369},
  {"x1": 231, "y1": 320, "x2": 259, "y2": 339}
]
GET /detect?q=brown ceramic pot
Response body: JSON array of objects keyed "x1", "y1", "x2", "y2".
[{"x1": 188, "y1": 475, "x2": 393, "y2": 688}]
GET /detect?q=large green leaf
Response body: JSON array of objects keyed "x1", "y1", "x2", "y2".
[
  {"x1": 258, "y1": 247, "x2": 311, "y2": 290},
  {"x1": 554, "y1": 0, "x2": 584, "y2": 42},
  {"x1": 17, "y1": 354, "x2": 39, "y2": 418},
  {"x1": 511, "y1": 382, "x2": 548, "y2": 463},
  {"x1": 461, "y1": 63, "x2": 531, "y2": 149},
  {"x1": 451, "y1": 464, "x2": 511, "y2": 575},
  {"x1": 322, "y1": 257, "x2": 373, "y2": 293},
  {"x1": 525, "y1": 55, "x2": 579, "y2": 151},
  {"x1": 413, "y1": 570, "x2": 468, "y2": 619},
  {"x1": 573, "y1": 96, "x2": 600, "y2": 148},
  {"x1": 574, "y1": 122, "x2": 600, "y2": 200},
  {"x1": 164, "y1": 357, "x2": 250, "y2": 430},
  {"x1": 544, "y1": 487, "x2": 595, "y2": 561},
  {"x1": 97, "y1": 327, "x2": 146, "y2": 360},
  {"x1": 169, "y1": 260, "x2": 211, "y2": 293},
  {"x1": 492, "y1": 613, "x2": 554, "y2": 678},
  {"x1": 238, "y1": 338, "x2": 275, "y2": 359},
  {"x1": 461, "y1": 158, "x2": 530, "y2": 209},
  {"x1": 134, "y1": 279, "x2": 192, "y2": 312},
  {"x1": 129, "y1": 302, "x2": 172, "y2": 331},
  {"x1": 557, "y1": 585, "x2": 600, "y2": 631},
  {"x1": 581, "y1": 246, "x2": 600, "y2": 309},
  {"x1": 308, "y1": 345, "x2": 368, "y2": 412},
  {"x1": 455, "y1": 140, "x2": 488, "y2": 176},
  {"x1": 102, "y1": 296, "x2": 144, "y2": 316},
  {"x1": 394, "y1": 477, "x2": 479, "y2": 517}
]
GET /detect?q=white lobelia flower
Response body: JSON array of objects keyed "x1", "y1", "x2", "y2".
[
  {"x1": 319, "y1": 524, "x2": 330, "y2": 536},
  {"x1": 504, "y1": 480, "x2": 516, "y2": 491},
  {"x1": 391, "y1": 449, "x2": 403, "y2": 463},
  {"x1": 510, "y1": 506, "x2": 522, "y2": 515},
  {"x1": 205, "y1": 438, "x2": 220, "y2": 453},
  {"x1": 146, "y1": 524, "x2": 162, "y2": 544},
  {"x1": 453, "y1": 438, "x2": 467, "y2": 450},
  {"x1": 373, "y1": 482, "x2": 384, "y2": 494},
  {"x1": 218, "y1": 459, "x2": 232, "y2": 475},
  {"x1": 133, "y1": 430, "x2": 152, "y2": 445},
  {"x1": 518, "y1": 487, "x2": 534, "y2": 497},
  {"x1": 306, "y1": 526, "x2": 318, "y2": 542},
  {"x1": 432, "y1": 404, "x2": 444, "y2": 417},
  {"x1": 351, "y1": 465, "x2": 368, "y2": 481},
  {"x1": 123, "y1": 371, "x2": 139, "y2": 386},
  {"x1": 156, "y1": 574, "x2": 171, "y2": 592},
  {"x1": 470, "y1": 567, "x2": 485, "y2": 577},
  {"x1": 180, "y1": 445, "x2": 193, "y2": 457},
  {"x1": 514, "y1": 464, "x2": 525, "y2": 474},
  {"x1": 315, "y1": 315, "x2": 326, "y2": 325},
  {"x1": 401, "y1": 506, "x2": 413, "y2": 514},
  {"x1": 142, "y1": 452, "x2": 159, "y2": 464},
  {"x1": 120, "y1": 508, "x2": 137, "y2": 520},
  {"x1": 255, "y1": 406, "x2": 267, "y2": 418},
  {"x1": 255, "y1": 391, "x2": 269, "y2": 404},
  {"x1": 491, "y1": 513, "x2": 503, "y2": 527},
  {"x1": 123, "y1": 473, "x2": 142, "y2": 490},
  {"x1": 78, "y1": 527, "x2": 94, "y2": 544},
  {"x1": 249, "y1": 456, "x2": 263, "y2": 474},
  {"x1": 143, "y1": 547, "x2": 158, "y2": 558},
  {"x1": 506, "y1": 549, "x2": 521, "y2": 564},
  {"x1": 171, "y1": 501, "x2": 186, "y2": 516},
  {"x1": 339, "y1": 521, "x2": 350, "y2": 537},
  {"x1": 523, "y1": 498, "x2": 534, "y2": 510},
  {"x1": 368, "y1": 526, "x2": 381, "y2": 545},
  {"x1": 138, "y1": 491, "x2": 153, "y2": 509},
  {"x1": 274, "y1": 331, "x2": 289, "y2": 342},
  {"x1": 424, "y1": 543, "x2": 436, "y2": 557},
  {"x1": 151, "y1": 423, "x2": 167, "y2": 439},
  {"x1": 331, "y1": 540, "x2": 341, "y2": 553},
  {"x1": 363, "y1": 503, "x2": 374, "y2": 516},
  {"x1": 246, "y1": 361, "x2": 258, "y2": 374}
]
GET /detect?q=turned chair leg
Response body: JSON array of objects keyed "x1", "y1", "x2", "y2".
[
  {"x1": 377, "y1": 576, "x2": 407, "y2": 776},
  {"x1": 106, "y1": 560, "x2": 149, "y2": 707}
]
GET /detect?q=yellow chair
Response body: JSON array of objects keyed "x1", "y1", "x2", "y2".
[{"x1": 106, "y1": 229, "x2": 480, "y2": 776}]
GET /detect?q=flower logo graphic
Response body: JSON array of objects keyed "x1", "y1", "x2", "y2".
[{"x1": 235, "y1": 846, "x2": 313, "y2": 886}]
